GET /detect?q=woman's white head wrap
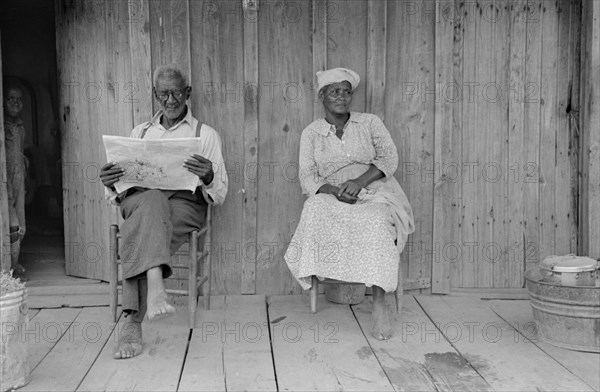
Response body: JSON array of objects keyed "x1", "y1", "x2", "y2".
[{"x1": 316, "y1": 68, "x2": 360, "y2": 93}]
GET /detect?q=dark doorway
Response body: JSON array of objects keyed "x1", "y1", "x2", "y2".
[{"x1": 1, "y1": 0, "x2": 65, "y2": 282}]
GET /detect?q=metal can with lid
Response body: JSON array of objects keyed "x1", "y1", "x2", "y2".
[{"x1": 540, "y1": 255, "x2": 599, "y2": 287}]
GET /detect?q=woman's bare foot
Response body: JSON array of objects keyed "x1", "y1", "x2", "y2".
[
  {"x1": 146, "y1": 290, "x2": 175, "y2": 321},
  {"x1": 371, "y1": 286, "x2": 393, "y2": 340},
  {"x1": 113, "y1": 320, "x2": 143, "y2": 359}
]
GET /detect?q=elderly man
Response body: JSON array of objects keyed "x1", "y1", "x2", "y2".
[
  {"x1": 100, "y1": 64, "x2": 227, "y2": 359},
  {"x1": 3, "y1": 82, "x2": 28, "y2": 279}
]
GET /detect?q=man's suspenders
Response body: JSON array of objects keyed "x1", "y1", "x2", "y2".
[{"x1": 139, "y1": 119, "x2": 202, "y2": 139}]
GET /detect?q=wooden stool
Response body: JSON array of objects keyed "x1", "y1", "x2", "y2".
[
  {"x1": 310, "y1": 272, "x2": 403, "y2": 314},
  {"x1": 109, "y1": 205, "x2": 212, "y2": 328}
]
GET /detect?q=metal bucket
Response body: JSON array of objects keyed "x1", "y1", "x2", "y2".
[
  {"x1": 540, "y1": 255, "x2": 600, "y2": 287},
  {"x1": 525, "y1": 268, "x2": 600, "y2": 353},
  {"x1": 0, "y1": 288, "x2": 30, "y2": 391}
]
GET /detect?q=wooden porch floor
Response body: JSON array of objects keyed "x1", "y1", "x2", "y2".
[{"x1": 19, "y1": 294, "x2": 600, "y2": 392}]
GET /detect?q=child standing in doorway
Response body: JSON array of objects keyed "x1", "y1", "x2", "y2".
[{"x1": 4, "y1": 82, "x2": 28, "y2": 279}]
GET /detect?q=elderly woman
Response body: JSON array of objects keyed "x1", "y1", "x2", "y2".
[{"x1": 285, "y1": 68, "x2": 414, "y2": 340}]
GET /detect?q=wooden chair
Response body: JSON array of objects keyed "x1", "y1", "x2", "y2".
[
  {"x1": 310, "y1": 269, "x2": 403, "y2": 314},
  {"x1": 109, "y1": 205, "x2": 212, "y2": 329}
]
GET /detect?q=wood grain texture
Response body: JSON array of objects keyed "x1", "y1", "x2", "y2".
[
  {"x1": 327, "y1": 0, "x2": 368, "y2": 111},
  {"x1": 256, "y1": 0, "x2": 313, "y2": 295},
  {"x1": 523, "y1": 0, "x2": 543, "y2": 274},
  {"x1": 25, "y1": 307, "x2": 81, "y2": 372},
  {"x1": 269, "y1": 295, "x2": 394, "y2": 391},
  {"x1": 490, "y1": 0, "x2": 510, "y2": 288},
  {"x1": 354, "y1": 296, "x2": 492, "y2": 391},
  {"x1": 128, "y1": 0, "x2": 153, "y2": 126},
  {"x1": 507, "y1": 0, "x2": 527, "y2": 288},
  {"x1": 241, "y1": 3, "x2": 259, "y2": 294},
  {"x1": 180, "y1": 295, "x2": 276, "y2": 392},
  {"x1": 580, "y1": 0, "x2": 600, "y2": 259},
  {"x1": 20, "y1": 308, "x2": 117, "y2": 392},
  {"x1": 538, "y1": 1, "x2": 559, "y2": 263},
  {"x1": 416, "y1": 295, "x2": 595, "y2": 391},
  {"x1": 432, "y1": 0, "x2": 458, "y2": 293},
  {"x1": 488, "y1": 299, "x2": 600, "y2": 391},
  {"x1": 384, "y1": 0, "x2": 435, "y2": 292},
  {"x1": 366, "y1": 0, "x2": 386, "y2": 118},
  {"x1": 78, "y1": 303, "x2": 189, "y2": 391},
  {"x1": 189, "y1": 0, "x2": 245, "y2": 294}
]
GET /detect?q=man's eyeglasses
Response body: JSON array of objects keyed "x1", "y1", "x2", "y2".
[
  {"x1": 325, "y1": 88, "x2": 353, "y2": 99},
  {"x1": 157, "y1": 88, "x2": 188, "y2": 101}
]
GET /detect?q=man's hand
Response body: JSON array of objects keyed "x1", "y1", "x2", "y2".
[
  {"x1": 184, "y1": 154, "x2": 214, "y2": 185},
  {"x1": 337, "y1": 180, "x2": 363, "y2": 198},
  {"x1": 100, "y1": 162, "x2": 124, "y2": 190}
]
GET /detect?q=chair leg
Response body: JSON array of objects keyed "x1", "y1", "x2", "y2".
[
  {"x1": 203, "y1": 209, "x2": 212, "y2": 311},
  {"x1": 310, "y1": 276, "x2": 318, "y2": 314},
  {"x1": 109, "y1": 225, "x2": 119, "y2": 323},
  {"x1": 203, "y1": 251, "x2": 211, "y2": 311},
  {"x1": 395, "y1": 266, "x2": 403, "y2": 314},
  {"x1": 189, "y1": 231, "x2": 199, "y2": 329}
]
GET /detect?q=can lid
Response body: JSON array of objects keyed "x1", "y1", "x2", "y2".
[{"x1": 541, "y1": 255, "x2": 599, "y2": 273}]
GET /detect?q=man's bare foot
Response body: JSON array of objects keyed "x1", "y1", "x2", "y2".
[
  {"x1": 113, "y1": 320, "x2": 143, "y2": 359},
  {"x1": 146, "y1": 290, "x2": 175, "y2": 321}
]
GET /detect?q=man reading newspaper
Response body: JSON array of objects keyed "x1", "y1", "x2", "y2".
[{"x1": 100, "y1": 64, "x2": 228, "y2": 359}]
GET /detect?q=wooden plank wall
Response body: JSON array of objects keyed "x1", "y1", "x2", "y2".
[
  {"x1": 53, "y1": 0, "x2": 584, "y2": 293},
  {"x1": 579, "y1": 0, "x2": 600, "y2": 260}
]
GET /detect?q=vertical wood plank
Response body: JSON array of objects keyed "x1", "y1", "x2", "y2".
[
  {"x1": 64, "y1": 0, "x2": 85, "y2": 278},
  {"x1": 0, "y1": 29, "x2": 9, "y2": 271},
  {"x1": 538, "y1": 0, "x2": 559, "y2": 262},
  {"x1": 366, "y1": 0, "x2": 386, "y2": 118},
  {"x1": 507, "y1": 0, "x2": 528, "y2": 288},
  {"x1": 490, "y1": 0, "x2": 510, "y2": 287},
  {"x1": 476, "y1": 0, "x2": 495, "y2": 288},
  {"x1": 523, "y1": 0, "x2": 542, "y2": 273},
  {"x1": 432, "y1": 0, "x2": 456, "y2": 293},
  {"x1": 241, "y1": 3, "x2": 259, "y2": 294},
  {"x1": 170, "y1": 0, "x2": 191, "y2": 82},
  {"x1": 128, "y1": 0, "x2": 153, "y2": 126},
  {"x1": 554, "y1": 0, "x2": 577, "y2": 257},
  {"x1": 580, "y1": 0, "x2": 600, "y2": 259},
  {"x1": 384, "y1": 0, "x2": 435, "y2": 291},
  {"x1": 89, "y1": 0, "x2": 109, "y2": 280},
  {"x1": 568, "y1": 0, "x2": 581, "y2": 256},
  {"x1": 256, "y1": 0, "x2": 313, "y2": 295},
  {"x1": 190, "y1": 0, "x2": 245, "y2": 294},
  {"x1": 104, "y1": 0, "x2": 134, "y2": 247},
  {"x1": 327, "y1": 0, "x2": 368, "y2": 111},
  {"x1": 450, "y1": 0, "x2": 466, "y2": 289},
  {"x1": 312, "y1": 0, "x2": 327, "y2": 119},
  {"x1": 460, "y1": 0, "x2": 479, "y2": 287},
  {"x1": 149, "y1": 0, "x2": 172, "y2": 72}
]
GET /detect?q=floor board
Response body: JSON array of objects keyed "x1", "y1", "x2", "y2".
[
  {"x1": 77, "y1": 304, "x2": 189, "y2": 392},
  {"x1": 269, "y1": 295, "x2": 394, "y2": 392},
  {"x1": 26, "y1": 307, "x2": 81, "y2": 371},
  {"x1": 488, "y1": 299, "x2": 600, "y2": 391},
  {"x1": 179, "y1": 295, "x2": 276, "y2": 392},
  {"x1": 21, "y1": 307, "x2": 116, "y2": 392},
  {"x1": 353, "y1": 295, "x2": 492, "y2": 391},
  {"x1": 416, "y1": 296, "x2": 595, "y2": 392},
  {"x1": 18, "y1": 294, "x2": 599, "y2": 392}
]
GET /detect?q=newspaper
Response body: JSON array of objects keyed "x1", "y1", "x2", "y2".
[{"x1": 102, "y1": 135, "x2": 204, "y2": 194}]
